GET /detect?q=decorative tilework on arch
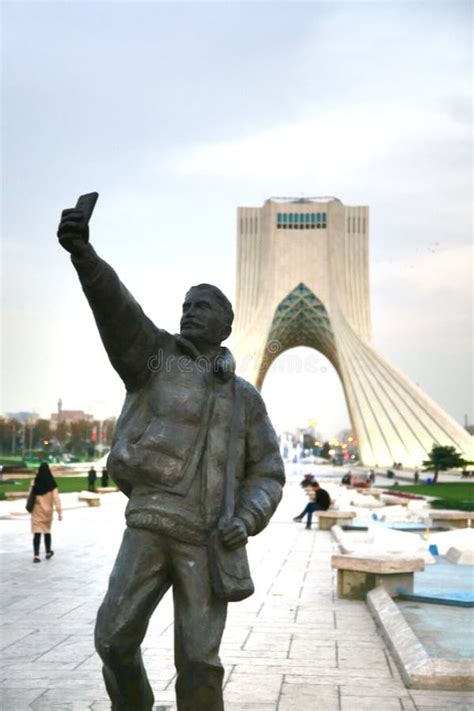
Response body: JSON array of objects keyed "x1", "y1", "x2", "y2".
[{"x1": 266, "y1": 283, "x2": 337, "y2": 365}]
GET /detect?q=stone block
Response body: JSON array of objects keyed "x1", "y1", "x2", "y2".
[
  {"x1": 367, "y1": 586, "x2": 474, "y2": 691},
  {"x1": 429, "y1": 511, "x2": 474, "y2": 529},
  {"x1": 331, "y1": 554, "x2": 424, "y2": 600},
  {"x1": 315, "y1": 511, "x2": 356, "y2": 530},
  {"x1": 445, "y1": 546, "x2": 474, "y2": 565},
  {"x1": 78, "y1": 491, "x2": 101, "y2": 506}
]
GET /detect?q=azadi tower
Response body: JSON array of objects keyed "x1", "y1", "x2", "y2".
[{"x1": 232, "y1": 197, "x2": 473, "y2": 468}]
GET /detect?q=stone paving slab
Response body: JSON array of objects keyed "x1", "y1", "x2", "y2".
[{"x1": 0, "y1": 481, "x2": 472, "y2": 709}]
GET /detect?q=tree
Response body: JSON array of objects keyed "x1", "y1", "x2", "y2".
[
  {"x1": 422, "y1": 445, "x2": 471, "y2": 484},
  {"x1": 67, "y1": 419, "x2": 95, "y2": 459},
  {"x1": 102, "y1": 418, "x2": 116, "y2": 447},
  {"x1": 0, "y1": 417, "x2": 14, "y2": 455},
  {"x1": 35, "y1": 419, "x2": 52, "y2": 448},
  {"x1": 56, "y1": 420, "x2": 68, "y2": 443}
]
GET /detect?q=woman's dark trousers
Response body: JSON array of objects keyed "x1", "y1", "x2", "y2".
[
  {"x1": 33, "y1": 533, "x2": 51, "y2": 555},
  {"x1": 297, "y1": 503, "x2": 324, "y2": 529}
]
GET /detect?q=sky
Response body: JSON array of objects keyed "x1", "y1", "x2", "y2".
[{"x1": 1, "y1": 0, "x2": 472, "y2": 439}]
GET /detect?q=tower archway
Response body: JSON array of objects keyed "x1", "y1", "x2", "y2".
[
  {"x1": 255, "y1": 282, "x2": 338, "y2": 390},
  {"x1": 232, "y1": 197, "x2": 473, "y2": 468},
  {"x1": 261, "y1": 345, "x2": 351, "y2": 443}
]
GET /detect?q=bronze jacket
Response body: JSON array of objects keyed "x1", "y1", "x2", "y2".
[{"x1": 71, "y1": 246, "x2": 285, "y2": 544}]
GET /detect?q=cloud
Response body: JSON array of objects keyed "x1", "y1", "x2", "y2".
[
  {"x1": 171, "y1": 101, "x2": 467, "y2": 183},
  {"x1": 371, "y1": 244, "x2": 473, "y2": 295}
]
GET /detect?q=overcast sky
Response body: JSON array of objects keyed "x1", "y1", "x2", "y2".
[{"x1": 2, "y1": 1, "x2": 472, "y2": 439}]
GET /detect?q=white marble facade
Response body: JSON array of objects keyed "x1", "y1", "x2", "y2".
[{"x1": 232, "y1": 197, "x2": 473, "y2": 468}]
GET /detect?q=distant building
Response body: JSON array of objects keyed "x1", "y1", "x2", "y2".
[
  {"x1": 50, "y1": 410, "x2": 94, "y2": 430},
  {"x1": 6, "y1": 411, "x2": 39, "y2": 422}
]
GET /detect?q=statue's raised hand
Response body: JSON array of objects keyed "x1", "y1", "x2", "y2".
[
  {"x1": 57, "y1": 208, "x2": 89, "y2": 255},
  {"x1": 57, "y1": 192, "x2": 99, "y2": 255}
]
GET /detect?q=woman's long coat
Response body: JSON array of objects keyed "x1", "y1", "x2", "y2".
[{"x1": 30, "y1": 487, "x2": 62, "y2": 534}]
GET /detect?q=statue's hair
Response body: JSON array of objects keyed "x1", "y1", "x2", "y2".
[{"x1": 187, "y1": 284, "x2": 234, "y2": 328}]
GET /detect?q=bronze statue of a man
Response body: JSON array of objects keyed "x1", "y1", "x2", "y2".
[{"x1": 57, "y1": 200, "x2": 285, "y2": 711}]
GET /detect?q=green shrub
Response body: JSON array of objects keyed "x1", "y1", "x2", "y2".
[{"x1": 430, "y1": 498, "x2": 474, "y2": 512}]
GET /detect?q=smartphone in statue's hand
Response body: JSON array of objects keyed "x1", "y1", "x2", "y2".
[
  {"x1": 75, "y1": 192, "x2": 99, "y2": 236},
  {"x1": 58, "y1": 192, "x2": 99, "y2": 253}
]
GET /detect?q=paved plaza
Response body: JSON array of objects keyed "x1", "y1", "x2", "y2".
[{"x1": 1, "y1": 479, "x2": 472, "y2": 710}]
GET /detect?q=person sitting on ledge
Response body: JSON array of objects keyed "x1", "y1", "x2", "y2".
[
  {"x1": 293, "y1": 481, "x2": 331, "y2": 529},
  {"x1": 300, "y1": 473, "x2": 315, "y2": 488}
]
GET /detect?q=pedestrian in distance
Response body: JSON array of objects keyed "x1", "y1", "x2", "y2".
[
  {"x1": 293, "y1": 481, "x2": 331, "y2": 529},
  {"x1": 88, "y1": 466, "x2": 97, "y2": 492},
  {"x1": 101, "y1": 466, "x2": 109, "y2": 488},
  {"x1": 29, "y1": 462, "x2": 62, "y2": 563}
]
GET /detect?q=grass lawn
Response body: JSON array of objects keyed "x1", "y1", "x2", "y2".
[
  {"x1": 392, "y1": 482, "x2": 474, "y2": 511},
  {"x1": 0, "y1": 476, "x2": 94, "y2": 500},
  {"x1": 393, "y1": 483, "x2": 473, "y2": 500},
  {"x1": 0, "y1": 456, "x2": 26, "y2": 465}
]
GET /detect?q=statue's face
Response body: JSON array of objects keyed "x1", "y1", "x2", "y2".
[{"x1": 180, "y1": 288, "x2": 229, "y2": 345}]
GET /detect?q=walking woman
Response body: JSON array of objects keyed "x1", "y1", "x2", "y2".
[{"x1": 29, "y1": 462, "x2": 62, "y2": 563}]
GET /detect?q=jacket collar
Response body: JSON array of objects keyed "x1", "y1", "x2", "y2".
[{"x1": 174, "y1": 335, "x2": 236, "y2": 383}]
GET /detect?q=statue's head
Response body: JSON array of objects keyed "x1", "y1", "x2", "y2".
[{"x1": 180, "y1": 284, "x2": 234, "y2": 347}]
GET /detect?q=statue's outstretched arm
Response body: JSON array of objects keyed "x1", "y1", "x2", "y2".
[{"x1": 57, "y1": 205, "x2": 159, "y2": 391}]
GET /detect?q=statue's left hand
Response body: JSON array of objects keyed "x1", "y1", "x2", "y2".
[{"x1": 219, "y1": 517, "x2": 248, "y2": 550}]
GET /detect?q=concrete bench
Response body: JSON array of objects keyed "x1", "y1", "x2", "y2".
[
  {"x1": 380, "y1": 494, "x2": 410, "y2": 506},
  {"x1": 357, "y1": 488, "x2": 382, "y2": 498},
  {"x1": 78, "y1": 491, "x2": 101, "y2": 507},
  {"x1": 331, "y1": 553, "x2": 424, "y2": 600},
  {"x1": 4, "y1": 491, "x2": 28, "y2": 500},
  {"x1": 428, "y1": 511, "x2": 473, "y2": 529},
  {"x1": 314, "y1": 510, "x2": 356, "y2": 530}
]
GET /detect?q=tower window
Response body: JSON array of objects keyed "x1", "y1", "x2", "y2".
[{"x1": 275, "y1": 209, "x2": 328, "y2": 229}]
